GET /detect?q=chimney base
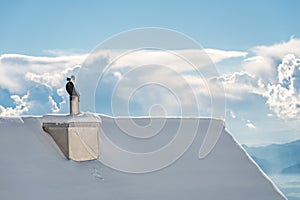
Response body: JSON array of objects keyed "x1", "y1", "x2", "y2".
[{"x1": 43, "y1": 122, "x2": 100, "y2": 162}]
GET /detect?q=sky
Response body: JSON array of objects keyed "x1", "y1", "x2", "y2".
[{"x1": 0, "y1": 0, "x2": 300, "y2": 146}]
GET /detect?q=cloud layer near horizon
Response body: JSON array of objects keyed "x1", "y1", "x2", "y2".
[
  {"x1": 0, "y1": 38, "x2": 299, "y2": 122},
  {"x1": 0, "y1": 48, "x2": 245, "y2": 116}
]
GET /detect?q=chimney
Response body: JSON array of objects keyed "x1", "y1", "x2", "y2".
[{"x1": 66, "y1": 75, "x2": 80, "y2": 115}]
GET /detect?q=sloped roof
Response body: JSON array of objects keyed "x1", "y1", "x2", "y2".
[{"x1": 0, "y1": 116, "x2": 286, "y2": 200}]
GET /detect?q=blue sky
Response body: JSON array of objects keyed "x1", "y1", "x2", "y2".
[
  {"x1": 0, "y1": 0, "x2": 300, "y2": 146},
  {"x1": 1, "y1": 0, "x2": 300, "y2": 54}
]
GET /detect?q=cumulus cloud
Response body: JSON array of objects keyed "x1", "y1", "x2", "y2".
[
  {"x1": 243, "y1": 56, "x2": 274, "y2": 82},
  {"x1": 2, "y1": 44, "x2": 297, "y2": 119},
  {"x1": 263, "y1": 54, "x2": 300, "y2": 119},
  {"x1": 253, "y1": 37, "x2": 300, "y2": 59},
  {"x1": 208, "y1": 38, "x2": 300, "y2": 121},
  {"x1": 243, "y1": 37, "x2": 300, "y2": 82},
  {"x1": 223, "y1": 52, "x2": 300, "y2": 120},
  {"x1": 0, "y1": 93, "x2": 29, "y2": 116},
  {"x1": 217, "y1": 54, "x2": 300, "y2": 120},
  {"x1": 214, "y1": 71, "x2": 264, "y2": 100},
  {"x1": 109, "y1": 65, "x2": 204, "y2": 116},
  {"x1": 0, "y1": 48, "x2": 243, "y2": 116},
  {"x1": 0, "y1": 53, "x2": 86, "y2": 93},
  {"x1": 0, "y1": 85, "x2": 66, "y2": 116},
  {"x1": 76, "y1": 48, "x2": 243, "y2": 117},
  {"x1": 0, "y1": 53, "x2": 86, "y2": 116}
]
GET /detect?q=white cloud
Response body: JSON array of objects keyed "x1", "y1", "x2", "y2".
[
  {"x1": 0, "y1": 87, "x2": 66, "y2": 116},
  {"x1": 0, "y1": 93, "x2": 29, "y2": 116},
  {"x1": 253, "y1": 37, "x2": 300, "y2": 59},
  {"x1": 263, "y1": 54, "x2": 300, "y2": 119},
  {"x1": 48, "y1": 96, "x2": 59, "y2": 113},
  {"x1": 74, "y1": 48, "x2": 240, "y2": 117},
  {"x1": 43, "y1": 49, "x2": 87, "y2": 56},
  {"x1": 0, "y1": 45, "x2": 296, "y2": 119},
  {"x1": 113, "y1": 71, "x2": 122, "y2": 80},
  {"x1": 210, "y1": 38, "x2": 300, "y2": 121},
  {"x1": 219, "y1": 53, "x2": 300, "y2": 120},
  {"x1": 0, "y1": 53, "x2": 86, "y2": 93},
  {"x1": 109, "y1": 65, "x2": 204, "y2": 116},
  {"x1": 205, "y1": 48, "x2": 247, "y2": 63},
  {"x1": 277, "y1": 54, "x2": 299, "y2": 88},
  {"x1": 243, "y1": 37, "x2": 300, "y2": 82},
  {"x1": 214, "y1": 71, "x2": 264, "y2": 100},
  {"x1": 246, "y1": 120, "x2": 256, "y2": 129},
  {"x1": 0, "y1": 53, "x2": 85, "y2": 116},
  {"x1": 243, "y1": 56, "x2": 274, "y2": 81},
  {"x1": 109, "y1": 49, "x2": 246, "y2": 75},
  {"x1": 230, "y1": 110, "x2": 236, "y2": 119}
]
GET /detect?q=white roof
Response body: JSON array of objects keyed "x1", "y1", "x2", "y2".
[{"x1": 0, "y1": 115, "x2": 286, "y2": 200}]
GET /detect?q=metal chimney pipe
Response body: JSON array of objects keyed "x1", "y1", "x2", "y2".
[{"x1": 66, "y1": 76, "x2": 80, "y2": 115}]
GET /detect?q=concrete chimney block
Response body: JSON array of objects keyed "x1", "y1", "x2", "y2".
[{"x1": 43, "y1": 122, "x2": 100, "y2": 161}]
